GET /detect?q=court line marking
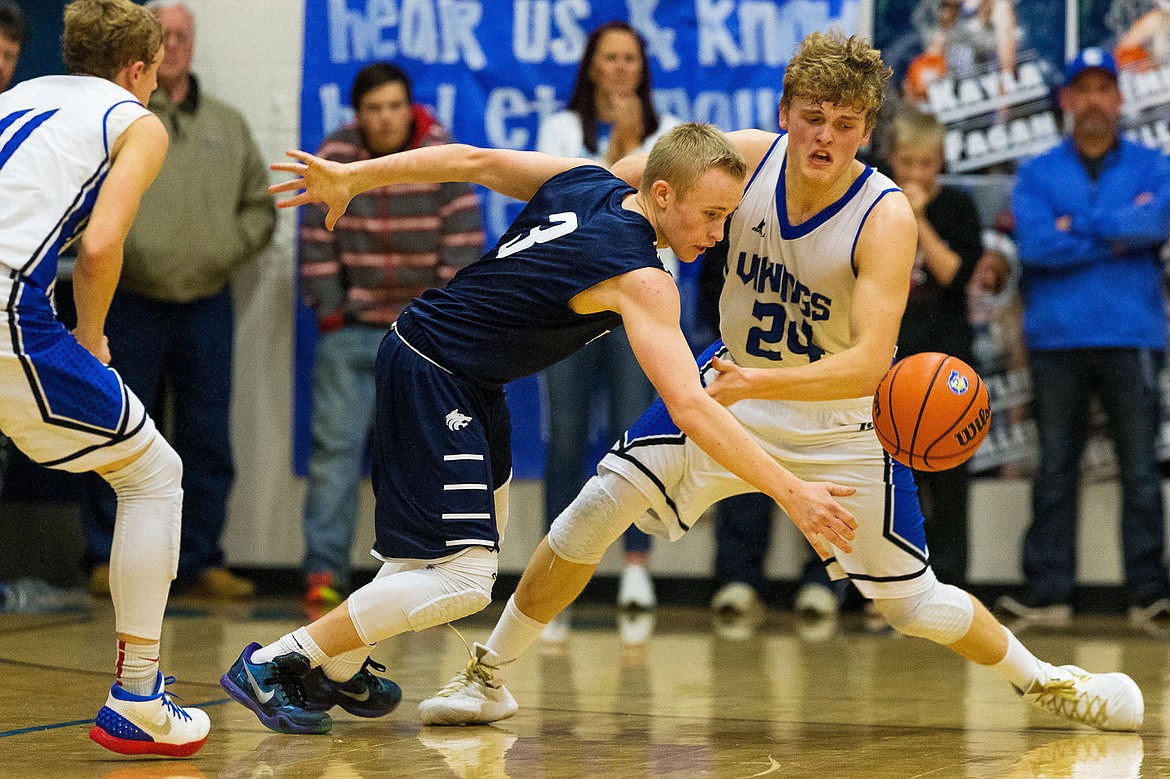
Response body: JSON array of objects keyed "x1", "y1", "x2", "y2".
[
  {"x1": 0, "y1": 697, "x2": 232, "y2": 739},
  {"x1": 0, "y1": 614, "x2": 93, "y2": 635},
  {"x1": 0, "y1": 657, "x2": 227, "y2": 688}
]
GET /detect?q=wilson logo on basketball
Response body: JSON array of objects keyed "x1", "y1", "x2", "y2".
[
  {"x1": 954, "y1": 403, "x2": 991, "y2": 446},
  {"x1": 445, "y1": 410, "x2": 472, "y2": 431}
]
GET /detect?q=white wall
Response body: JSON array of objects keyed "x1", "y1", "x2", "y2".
[{"x1": 192, "y1": 0, "x2": 1150, "y2": 587}]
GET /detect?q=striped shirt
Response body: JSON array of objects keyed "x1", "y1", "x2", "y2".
[{"x1": 298, "y1": 110, "x2": 484, "y2": 329}]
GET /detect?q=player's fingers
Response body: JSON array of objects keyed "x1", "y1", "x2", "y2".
[
  {"x1": 275, "y1": 192, "x2": 312, "y2": 209},
  {"x1": 270, "y1": 161, "x2": 308, "y2": 175},
  {"x1": 833, "y1": 515, "x2": 855, "y2": 539},
  {"x1": 827, "y1": 483, "x2": 857, "y2": 497},
  {"x1": 828, "y1": 529, "x2": 852, "y2": 554},
  {"x1": 834, "y1": 504, "x2": 857, "y2": 530},
  {"x1": 285, "y1": 149, "x2": 316, "y2": 163},
  {"x1": 268, "y1": 178, "x2": 305, "y2": 195},
  {"x1": 809, "y1": 534, "x2": 830, "y2": 558}
]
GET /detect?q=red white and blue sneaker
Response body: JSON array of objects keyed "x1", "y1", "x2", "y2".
[
  {"x1": 301, "y1": 657, "x2": 402, "y2": 718},
  {"x1": 221, "y1": 642, "x2": 331, "y2": 734},
  {"x1": 89, "y1": 672, "x2": 210, "y2": 756}
]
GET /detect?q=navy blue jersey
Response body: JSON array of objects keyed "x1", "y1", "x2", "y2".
[{"x1": 399, "y1": 165, "x2": 664, "y2": 388}]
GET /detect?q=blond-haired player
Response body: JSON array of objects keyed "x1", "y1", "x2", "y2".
[
  {"x1": 418, "y1": 31, "x2": 1144, "y2": 733},
  {"x1": 0, "y1": 0, "x2": 209, "y2": 756},
  {"x1": 223, "y1": 123, "x2": 858, "y2": 734}
]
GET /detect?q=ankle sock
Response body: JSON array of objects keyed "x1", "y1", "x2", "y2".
[
  {"x1": 321, "y1": 646, "x2": 370, "y2": 682},
  {"x1": 989, "y1": 626, "x2": 1043, "y2": 690},
  {"x1": 116, "y1": 639, "x2": 160, "y2": 695},
  {"x1": 483, "y1": 595, "x2": 546, "y2": 677},
  {"x1": 252, "y1": 627, "x2": 329, "y2": 667}
]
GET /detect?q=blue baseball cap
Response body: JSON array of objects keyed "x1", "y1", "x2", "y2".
[{"x1": 1065, "y1": 47, "x2": 1119, "y2": 84}]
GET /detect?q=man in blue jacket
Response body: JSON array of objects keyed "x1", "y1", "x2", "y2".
[{"x1": 1003, "y1": 47, "x2": 1170, "y2": 628}]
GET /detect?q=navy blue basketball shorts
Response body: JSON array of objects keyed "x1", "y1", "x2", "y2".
[{"x1": 371, "y1": 325, "x2": 512, "y2": 561}]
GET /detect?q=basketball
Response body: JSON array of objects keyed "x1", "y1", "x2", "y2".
[{"x1": 872, "y1": 352, "x2": 991, "y2": 472}]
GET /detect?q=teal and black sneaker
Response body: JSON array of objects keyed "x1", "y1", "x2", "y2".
[
  {"x1": 221, "y1": 642, "x2": 332, "y2": 734},
  {"x1": 302, "y1": 657, "x2": 402, "y2": 718}
]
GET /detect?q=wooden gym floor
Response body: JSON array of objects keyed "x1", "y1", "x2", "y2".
[{"x1": 1, "y1": 598, "x2": 1168, "y2": 778}]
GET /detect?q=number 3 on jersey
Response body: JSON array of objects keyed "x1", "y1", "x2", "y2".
[
  {"x1": 496, "y1": 212, "x2": 579, "y2": 258},
  {"x1": 745, "y1": 301, "x2": 825, "y2": 362}
]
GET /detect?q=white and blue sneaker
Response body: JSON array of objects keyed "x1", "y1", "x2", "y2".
[{"x1": 89, "y1": 672, "x2": 210, "y2": 756}]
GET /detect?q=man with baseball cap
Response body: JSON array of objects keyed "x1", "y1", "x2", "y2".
[{"x1": 1000, "y1": 47, "x2": 1170, "y2": 629}]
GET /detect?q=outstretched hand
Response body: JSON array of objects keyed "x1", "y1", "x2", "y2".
[
  {"x1": 780, "y1": 481, "x2": 857, "y2": 558},
  {"x1": 706, "y1": 354, "x2": 755, "y2": 406},
  {"x1": 268, "y1": 150, "x2": 353, "y2": 231}
]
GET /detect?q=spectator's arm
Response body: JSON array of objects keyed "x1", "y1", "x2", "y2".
[
  {"x1": 916, "y1": 216, "x2": 962, "y2": 287},
  {"x1": 924, "y1": 189, "x2": 982, "y2": 290},
  {"x1": 1011, "y1": 163, "x2": 1103, "y2": 270},
  {"x1": 1073, "y1": 154, "x2": 1170, "y2": 251}
]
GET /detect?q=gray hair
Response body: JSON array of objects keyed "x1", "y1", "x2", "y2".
[{"x1": 144, "y1": 0, "x2": 195, "y2": 19}]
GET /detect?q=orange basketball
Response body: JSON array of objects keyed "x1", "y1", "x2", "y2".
[{"x1": 872, "y1": 352, "x2": 991, "y2": 472}]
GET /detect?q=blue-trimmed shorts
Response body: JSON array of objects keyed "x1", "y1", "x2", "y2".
[
  {"x1": 0, "y1": 274, "x2": 154, "y2": 472},
  {"x1": 371, "y1": 326, "x2": 512, "y2": 561},
  {"x1": 599, "y1": 339, "x2": 933, "y2": 600}
]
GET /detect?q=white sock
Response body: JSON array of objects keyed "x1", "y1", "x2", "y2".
[
  {"x1": 483, "y1": 595, "x2": 547, "y2": 678},
  {"x1": 252, "y1": 627, "x2": 329, "y2": 668},
  {"x1": 321, "y1": 646, "x2": 370, "y2": 682},
  {"x1": 116, "y1": 639, "x2": 160, "y2": 696},
  {"x1": 988, "y1": 626, "x2": 1044, "y2": 690}
]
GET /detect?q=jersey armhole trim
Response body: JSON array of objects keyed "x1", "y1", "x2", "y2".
[
  {"x1": 743, "y1": 134, "x2": 783, "y2": 194},
  {"x1": 102, "y1": 99, "x2": 144, "y2": 157},
  {"x1": 849, "y1": 187, "x2": 900, "y2": 277}
]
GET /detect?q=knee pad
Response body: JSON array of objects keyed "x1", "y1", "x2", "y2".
[
  {"x1": 103, "y1": 434, "x2": 183, "y2": 499},
  {"x1": 104, "y1": 434, "x2": 183, "y2": 578},
  {"x1": 349, "y1": 548, "x2": 498, "y2": 643},
  {"x1": 873, "y1": 581, "x2": 974, "y2": 645},
  {"x1": 406, "y1": 547, "x2": 496, "y2": 631},
  {"x1": 407, "y1": 589, "x2": 492, "y2": 632},
  {"x1": 549, "y1": 472, "x2": 649, "y2": 565},
  {"x1": 103, "y1": 434, "x2": 183, "y2": 639}
]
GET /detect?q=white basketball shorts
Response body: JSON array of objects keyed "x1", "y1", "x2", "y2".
[
  {"x1": 598, "y1": 340, "x2": 934, "y2": 600},
  {"x1": 0, "y1": 273, "x2": 156, "y2": 472}
]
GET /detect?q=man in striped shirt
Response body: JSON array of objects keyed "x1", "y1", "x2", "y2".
[{"x1": 299, "y1": 62, "x2": 484, "y2": 609}]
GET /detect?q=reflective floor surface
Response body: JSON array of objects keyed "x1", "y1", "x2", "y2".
[{"x1": 2, "y1": 599, "x2": 1168, "y2": 778}]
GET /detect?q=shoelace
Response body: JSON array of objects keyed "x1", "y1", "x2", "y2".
[
  {"x1": 431, "y1": 625, "x2": 495, "y2": 699},
  {"x1": 270, "y1": 662, "x2": 311, "y2": 708},
  {"x1": 154, "y1": 676, "x2": 193, "y2": 722},
  {"x1": 1029, "y1": 675, "x2": 1109, "y2": 728},
  {"x1": 360, "y1": 657, "x2": 388, "y2": 677},
  {"x1": 355, "y1": 657, "x2": 389, "y2": 689}
]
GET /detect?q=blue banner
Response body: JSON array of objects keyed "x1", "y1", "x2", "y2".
[{"x1": 296, "y1": 0, "x2": 859, "y2": 478}]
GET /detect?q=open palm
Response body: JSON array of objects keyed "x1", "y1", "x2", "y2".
[{"x1": 268, "y1": 150, "x2": 353, "y2": 230}]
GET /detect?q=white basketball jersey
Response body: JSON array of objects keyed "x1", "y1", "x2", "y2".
[
  {"x1": 0, "y1": 75, "x2": 150, "y2": 289},
  {"x1": 719, "y1": 134, "x2": 899, "y2": 372}
]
